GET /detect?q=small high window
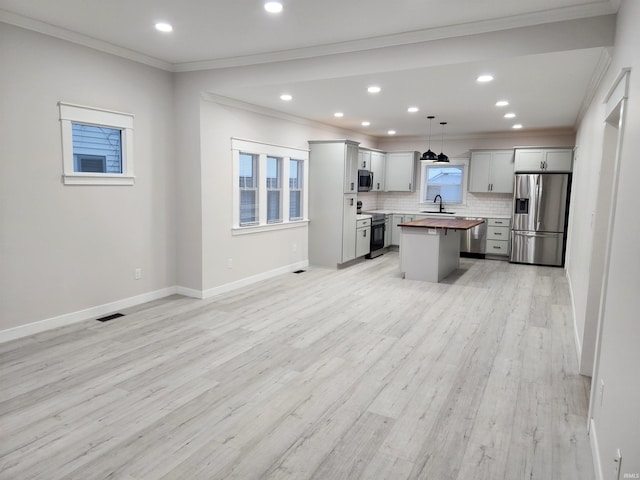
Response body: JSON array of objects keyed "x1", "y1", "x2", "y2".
[{"x1": 59, "y1": 102, "x2": 134, "y2": 185}]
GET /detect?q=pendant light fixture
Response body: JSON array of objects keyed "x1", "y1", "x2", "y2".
[
  {"x1": 436, "y1": 121, "x2": 449, "y2": 163},
  {"x1": 420, "y1": 116, "x2": 437, "y2": 161}
]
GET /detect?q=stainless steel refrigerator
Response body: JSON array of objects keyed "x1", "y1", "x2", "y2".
[{"x1": 510, "y1": 173, "x2": 571, "y2": 267}]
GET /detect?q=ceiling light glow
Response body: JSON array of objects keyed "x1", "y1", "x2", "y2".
[
  {"x1": 280, "y1": 94, "x2": 293, "y2": 101},
  {"x1": 155, "y1": 22, "x2": 173, "y2": 32},
  {"x1": 495, "y1": 100, "x2": 509, "y2": 107},
  {"x1": 334, "y1": 112, "x2": 344, "y2": 118},
  {"x1": 264, "y1": 1, "x2": 283, "y2": 13},
  {"x1": 407, "y1": 107, "x2": 419, "y2": 113},
  {"x1": 387, "y1": 130, "x2": 396, "y2": 135},
  {"x1": 504, "y1": 113, "x2": 516, "y2": 118},
  {"x1": 368, "y1": 86, "x2": 381, "y2": 93},
  {"x1": 361, "y1": 121, "x2": 370, "y2": 126},
  {"x1": 477, "y1": 74, "x2": 494, "y2": 83},
  {"x1": 512, "y1": 124, "x2": 523, "y2": 129}
]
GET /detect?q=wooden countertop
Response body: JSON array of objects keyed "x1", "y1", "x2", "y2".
[{"x1": 398, "y1": 218, "x2": 484, "y2": 230}]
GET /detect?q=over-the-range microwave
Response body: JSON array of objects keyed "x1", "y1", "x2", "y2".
[{"x1": 358, "y1": 169, "x2": 374, "y2": 192}]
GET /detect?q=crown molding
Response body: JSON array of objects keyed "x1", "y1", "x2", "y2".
[
  {"x1": 0, "y1": 2, "x2": 617, "y2": 73},
  {"x1": 200, "y1": 92, "x2": 377, "y2": 142},
  {"x1": 384, "y1": 127, "x2": 576, "y2": 143},
  {"x1": 0, "y1": 9, "x2": 173, "y2": 71},
  {"x1": 576, "y1": 47, "x2": 614, "y2": 124},
  {"x1": 173, "y1": 2, "x2": 617, "y2": 72}
]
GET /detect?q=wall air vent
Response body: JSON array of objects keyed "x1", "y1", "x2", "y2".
[{"x1": 96, "y1": 313, "x2": 125, "y2": 322}]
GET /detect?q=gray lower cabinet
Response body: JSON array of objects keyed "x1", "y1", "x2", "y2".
[
  {"x1": 355, "y1": 218, "x2": 371, "y2": 257},
  {"x1": 486, "y1": 218, "x2": 511, "y2": 256},
  {"x1": 391, "y1": 214, "x2": 414, "y2": 245}
]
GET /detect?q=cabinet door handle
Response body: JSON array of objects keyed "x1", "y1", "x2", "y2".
[
  {"x1": 409, "y1": 183, "x2": 411, "y2": 190},
  {"x1": 351, "y1": 182, "x2": 354, "y2": 190},
  {"x1": 364, "y1": 230, "x2": 367, "y2": 237},
  {"x1": 350, "y1": 198, "x2": 354, "y2": 206},
  {"x1": 495, "y1": 232, "x2": 502, "y2": 236},
  {"x1": 493, "y1": 245, "x2": 501, "y2": 249},
  {"x1": 377, "y1": 182, "x2": 380, "y2": 190}
]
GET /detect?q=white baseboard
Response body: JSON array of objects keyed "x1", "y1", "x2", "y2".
[
  {"x1": 0, "y1": 260, "x2": 310, "y2": 343},
  {"x1": 590, "y1": 418, "x2": 604, "y2": 480},
  {"x1": 200, "y1": 260, "x2": 309, "y2": 299},
  {"x1": 0, "y1": 287, "x2": 178, "y2": 343}
]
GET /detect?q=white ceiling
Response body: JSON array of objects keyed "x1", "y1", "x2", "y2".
[{"x1": 0, "y1": 0, "x2": 620, "y2": 138}]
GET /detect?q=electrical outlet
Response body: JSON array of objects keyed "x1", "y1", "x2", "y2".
[
  {"x1": 227, "y1": 258, "x2": 233, "y2": 269},
  {"x1": 134, "y1": 268, "x2": 142, "y2": 280}
]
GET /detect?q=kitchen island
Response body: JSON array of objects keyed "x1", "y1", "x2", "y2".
[{"x1": 398, "y1": 218, "x2": 485, "y2": 282}]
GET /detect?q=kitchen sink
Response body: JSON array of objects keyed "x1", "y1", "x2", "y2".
[{"x1": 421, "y1": 211, "x2": 456, "y2": 214}]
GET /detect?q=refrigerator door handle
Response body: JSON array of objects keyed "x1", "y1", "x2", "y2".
[{"x1": 535, "y1": 175, "x2": 542, "y2": 231}]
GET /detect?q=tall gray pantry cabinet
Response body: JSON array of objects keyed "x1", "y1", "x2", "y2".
[{"x1": 308, "y1": 140, "x2": 360, "y2": 268}]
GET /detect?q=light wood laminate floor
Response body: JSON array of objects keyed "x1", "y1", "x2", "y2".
[{"x1": 0, "y1": 253, "x2": 594, "y2": 480}]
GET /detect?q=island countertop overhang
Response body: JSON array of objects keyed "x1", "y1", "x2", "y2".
[{"x1": 398, "y1": 218, "x2": 485, "y2": 230}]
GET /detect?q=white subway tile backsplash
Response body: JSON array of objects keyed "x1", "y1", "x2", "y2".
[{"x1": 372, "y1": 191, "x2": 512, "y2": 217}]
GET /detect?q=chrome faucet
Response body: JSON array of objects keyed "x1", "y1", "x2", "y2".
[{"x1": 434, "y1": 194, "x2": 444, "y2": 212}]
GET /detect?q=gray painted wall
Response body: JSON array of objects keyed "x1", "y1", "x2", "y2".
[{"x1": 0, "y1": 23, "x2": 176, "y2": 331}]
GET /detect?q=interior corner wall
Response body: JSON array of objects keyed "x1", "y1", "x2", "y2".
[
  {"x1": 197, "y1": 96, "x2": 377, "y2": 294},
  {"x1": 570, "y1": 0, "x2": 640, "y2": 473},
  {"x1": 0, "y1": 23, "x2": 176, "y2": 331}
]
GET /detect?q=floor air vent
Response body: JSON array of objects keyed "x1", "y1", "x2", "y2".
[
  {"x1": 97, "y1": 313, "x2": 125, "y2": 322},
  {"x1": 293, "y1": 270, "x2": 306, "y2": 274}
]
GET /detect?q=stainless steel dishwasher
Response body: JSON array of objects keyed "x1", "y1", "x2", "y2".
[{"x1": 460, "y1": 217, "x2": 487, "y2": 258}]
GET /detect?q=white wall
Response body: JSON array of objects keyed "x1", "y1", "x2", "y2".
[
  {"x1": 0, "y1": 24, "x2": 176, "y2": 332},
  {"x1": 569, "y1": 0, "x2": 640, "y2": 474}
]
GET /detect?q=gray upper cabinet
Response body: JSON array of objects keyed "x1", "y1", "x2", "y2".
[
  {"x1": 343, "y1": 143, "x2": 359, "y2": 193},
  {"x1": 469, "y1": 149, "x2": 514, "y2": 193},
  {"x1": 385, "y1": 151, "x2": 418, "y2": 192},
  {"x1": 370, "y1": 151, "x2": 386, "y2": 191},
  {"x1": 514, "y1": 147, "x2": 573, "y2": 172}
]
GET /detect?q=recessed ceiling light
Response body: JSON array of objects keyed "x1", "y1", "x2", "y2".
[
  {"x1": 155, "y1": 22, "x2": 173, "y2": 33},
  {"x1": 477, "y1": 74, "x2": 494, "y2": 83},
  {"x1": 334, "y1": 112, "x2": 344, "y2": 118},
  {"x1": 495, "y1": 100, "x2": 509, "y2": 107},
  {"x1": 407, "y1": 107, "x2": 419, "y2": 113},
  {"x1": 280, "y1": 94, "x2": 292, "y2": 101},
  {"x1": 368, "y1": 86, "x2": 381, "y2": 93},
  {"x1": 361, "y1": 121, "x2": 370, "y2": 126},
  {"x1": 387, "y1": 130, "x2": 396, "y2": 135},
  {"x1": 504, "y1": 112, "x2": 516, "y2": 118},
  {"x1": 512, "y1": 124, "x2": 523, "y2": 129},
  {"x1": 264, "y1": 1, "x2": 283, "y2": 13}
]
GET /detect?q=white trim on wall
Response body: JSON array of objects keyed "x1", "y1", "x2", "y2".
[
  {"x1": 0, "y1": 287, "x2": 176, "y2": 343},
  {"x1": 0, "y1": 261, "x2": 309, "y2": 343}
]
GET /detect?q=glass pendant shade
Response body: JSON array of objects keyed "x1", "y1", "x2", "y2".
[{"x1": 421, "y1": 116, "x2": 437, "y2": 160}]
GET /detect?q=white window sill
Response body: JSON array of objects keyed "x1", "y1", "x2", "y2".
[
  {"x1": 63, "y1": 174, "x2": 135, "y2": 186},
  {"x1": 232, "y1": 219, "x2": 309, "y2": 235}
]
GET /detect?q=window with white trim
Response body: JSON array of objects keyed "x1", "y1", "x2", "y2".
[
  {"x1": 59, "y1": 102, "x2": 134, "y2": 185},
  {"x1": 232, "y1": 139, "x2": 308, "y2": 231},
  {"x1": 420, "y1": 159, "x2": 468, "y2": 204}
]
